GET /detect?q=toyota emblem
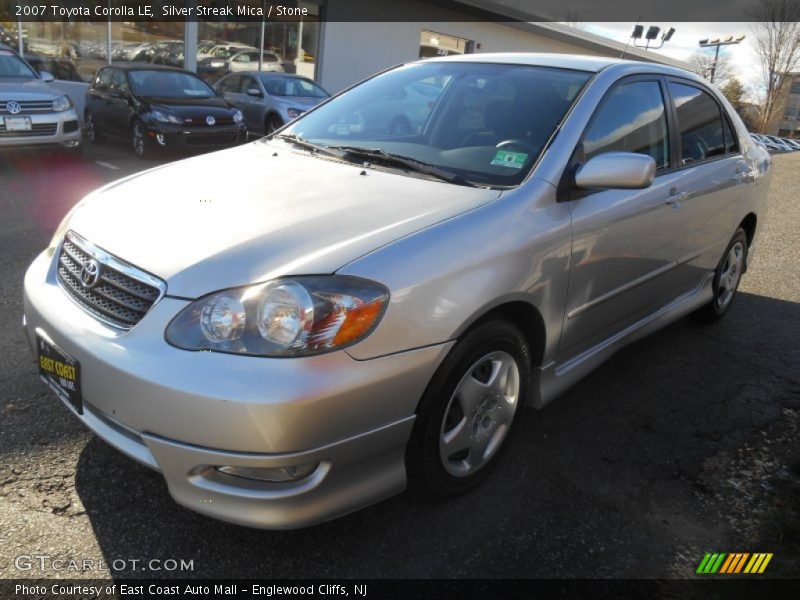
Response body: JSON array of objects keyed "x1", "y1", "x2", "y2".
[
  {"x1": 205, "y1": 115, "x2": 215, "y2": 126},
  {"x1": 6, "y1": 101, "x2": 21, "y2": 115},
  {"x1": 79, "y1": 259, "x2": 102, "y2": 288}
]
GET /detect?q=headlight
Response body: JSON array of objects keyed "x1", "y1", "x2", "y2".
[
  {"x1": 151, "y1": 109, "x2": 183, "y2": 125},
  {"x1": 165, "y1": 276, "x2": 389, "y2": 357},
  {"x1": 52, "y1": 95, "x2": 71, "y2": 112},
  {"x1": 286, "y1": 107, "x2": 304, "y2": 119},
  {"x1": 232, "y1": 109, "x2": 244, "y2": 124}
]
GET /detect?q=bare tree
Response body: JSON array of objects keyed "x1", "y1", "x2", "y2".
[
  {"x1": 688, "y1": 50, "x2": 734, "y2": 86},
  {"x1": 750, "y1": 0, "x2": 800, "y2": 132}
]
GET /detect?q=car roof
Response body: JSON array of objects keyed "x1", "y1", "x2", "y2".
[{"x1": 419, "y1": 52, "x2": 692, "y2": 77}]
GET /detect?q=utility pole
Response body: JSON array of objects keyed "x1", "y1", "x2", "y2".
[{"x1": 699, "y1": 35, "x2": 745, "y2": 83}]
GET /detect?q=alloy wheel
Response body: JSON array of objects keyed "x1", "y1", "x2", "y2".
[
  {"x1": 439, "y1": 351, "x2": 520, "y2": 477},
  {"x1": 717, "y1": 240, "x2": 744, "y2": 309}
]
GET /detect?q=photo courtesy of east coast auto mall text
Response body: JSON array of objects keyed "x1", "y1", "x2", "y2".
[{"x1": 0, "y1": 0, "x2": 798, "y2": 598}]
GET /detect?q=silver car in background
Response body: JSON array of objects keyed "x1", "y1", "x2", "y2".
[
  {"x1": 216, "y1": 71, "x2": 330, "y2": 135},
  {"x1": 0, "y1": 44, "x2": 81, "y2": 152},
  {"x1": 23, "y1": 54, "x2": 771, "y2": 529}
]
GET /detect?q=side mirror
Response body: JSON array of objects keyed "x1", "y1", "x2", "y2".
[
  {"x1": 246, "y1": 86, "x2": 263, "y2": 97},
  {"x1": 574, "y1": 152, "x2": 656, "y2": 190},
  {"x1": 39, "y1": 71, "x2": 55, "y2": 82}
]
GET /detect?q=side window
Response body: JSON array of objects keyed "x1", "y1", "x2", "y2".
[
  {"x1": 583, "y1": 80, "x2": 670, "y2": 170},
  {"x1": 95, "y1": 68, "x2": 113, "y2": 91},
  {"x1": 669, "y1": 82, "x2": 726, "y2": 164},
  {"x1": 723, "y1": 116, "x2": 739, "y2": 154},
  {"x1": 111, "y1": 69, "x2": 129, "y2": 94},
  {"x1": 220, "y1": 75, "x2": 241, "y2": 93},
  {"x1": 240, "y1": 75, "x2": 257, "y2": 94}
]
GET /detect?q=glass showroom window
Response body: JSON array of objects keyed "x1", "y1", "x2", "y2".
[
  {"x1": 18, "y1": 21, "x2": 107, "y2": 82},
  {"x1": 110, "y1": 12, "x2": 185, "y2": 70},
  {"x1": 198, "y1": 0, "x2": 320, "y2": 84}
]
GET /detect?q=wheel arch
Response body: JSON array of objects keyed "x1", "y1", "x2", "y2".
[
  {"x1": 455, "y1": 298, "x2": 547, "y2": 372},
  {"x1": 738, "y1": 212, "x2": 757, "y2": 271}
]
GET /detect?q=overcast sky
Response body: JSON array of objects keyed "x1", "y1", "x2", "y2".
[{"x1": 580, "y1": 22, "x2": 761, "y2": 94}]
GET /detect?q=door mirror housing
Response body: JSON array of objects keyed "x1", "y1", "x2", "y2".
[
  {"x1": 246, "y1": 86, "x2": 263, "y2": 97},
  {"x1": 39, "y1": 71, "x2": 55, "y2": 82},
  {"x1": 574, "y1": 152, "x2": 656, "y2": 190}
]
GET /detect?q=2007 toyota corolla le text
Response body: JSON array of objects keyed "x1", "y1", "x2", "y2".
[{"x1": 23, "y1": 53, "x2": 772, "y2": 528}]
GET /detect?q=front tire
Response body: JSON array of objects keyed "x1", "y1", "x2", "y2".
[
  {"x1": 265, "y1": 114, "x2": 283, "y2": 135},
  {"x1": 693, "y1": 228, "x2": 748, "y2": 323},
  {"x1": 131, "y1": 120, "x2": 150, "y2": 159},
  {"x1": 406, "y1": 319, "x2": 531, "y2": 496},
  {"x1": 85, "y1": 110, "x2": 101, "y2": 143}
]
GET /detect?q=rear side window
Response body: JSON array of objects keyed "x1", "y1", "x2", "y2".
[
  {"x1": 583, "y1": 80, "x2": 670, "y2": 170},
  {"x1": 669, "y1": 82, "x2": 726, "y2": 164}
]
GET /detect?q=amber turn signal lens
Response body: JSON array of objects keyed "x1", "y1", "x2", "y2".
[{"x1": 333, "y1": 299, "x2": 386, "y2": 346}]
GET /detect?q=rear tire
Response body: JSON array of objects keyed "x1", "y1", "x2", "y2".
[
  {"x1": 692, "y1": 228, "x2": 748, "y2": 323},
  {"x1": 406, "y1": 319, "x2": 531, "y2": 497}
]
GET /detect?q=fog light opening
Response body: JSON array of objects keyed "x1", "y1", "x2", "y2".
[
  {"x1": 155, "y1": 133, "x2": 166, "y2": 146},
  {"x1": 216, "y1": 462, "x2": 318, "y2": 483},
  {"x1": 65, "y1": 139, "x2": 80, "y2": 147}
]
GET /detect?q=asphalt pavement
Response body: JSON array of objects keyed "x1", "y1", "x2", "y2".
[{"x1": 0, "y1": 141, "x2": 798, "y2": 579}]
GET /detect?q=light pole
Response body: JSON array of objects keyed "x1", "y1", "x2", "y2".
[
  {"x1": 699, "y1": 35, "x2": 745, "y2": 83},
  {"x1": 630, "y1": 25, "x2": 675, "y2": 51}
]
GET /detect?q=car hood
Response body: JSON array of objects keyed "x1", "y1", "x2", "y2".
[
  {"x1": 0, "y1": 78, "x2": 57, "y2": 100},
  {"x1": 66, "y1": 141, "x2": 502, "y2": 298},
  {"x1": 272, "y1": 95, "x2": 324, "y2": 110},
  {"x1": 142, "y1": 95, "x2": 232, "y2": 110}
]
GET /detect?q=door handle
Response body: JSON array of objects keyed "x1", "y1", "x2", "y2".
[{"x1": 666, "y1": 189, "x2": 688, "y2": 205}]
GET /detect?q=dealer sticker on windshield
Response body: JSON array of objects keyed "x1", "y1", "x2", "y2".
[{"x1": 490, "y1": 150, "x2": 528, "y2": 169}]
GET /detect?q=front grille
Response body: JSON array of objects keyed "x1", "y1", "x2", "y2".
[
  {"x1": 0, "y1": 100, "x2": 53, "y2": 114},
  {"x1": 184, "y1": 116, "x2": 234, "y2": 126},
  {"x1": 0, "y1": 123, "x2": 58, "y2": 137},
  {"x1": 56, "y1": 231, "x2": 165, "y2": 329}
]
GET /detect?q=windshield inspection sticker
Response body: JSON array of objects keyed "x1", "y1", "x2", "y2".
[{"x1": 491, "y1": 150, "x2": 528, "y2": 168}]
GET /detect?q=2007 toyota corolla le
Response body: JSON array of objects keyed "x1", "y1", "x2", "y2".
[{"x1": 24, "y1": 54, "x2": 771, "y2": 528}]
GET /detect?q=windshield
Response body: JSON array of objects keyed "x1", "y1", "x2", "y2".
[
  {"x1": 128, "y1": 70, "x2": 215, "y2": 98},
  {"x1": 261, "y1": 75, "x2": 329, "y2": 98},
  {"x1": 282, "y1": 62, "x2": 590, "y2": 187},
  {"x1": 0, "y1": 50, "x2": 37, "y2": 79}
]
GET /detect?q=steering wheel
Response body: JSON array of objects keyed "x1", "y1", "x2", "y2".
[{"x1": 495, "y1": 139, "x2": 536, "y2": 154}]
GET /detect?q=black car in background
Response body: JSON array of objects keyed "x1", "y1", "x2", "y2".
[{"x1": 84, "y1": 64, "x2": 247, "y2": 158}]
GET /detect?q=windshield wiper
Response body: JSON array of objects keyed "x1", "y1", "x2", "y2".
[
  {"x1": 328, "y1": 146, "x2": 478, "y2": 187},
  {"x1": 273, "y1": 134, "x2": 345, "y2": 158}
]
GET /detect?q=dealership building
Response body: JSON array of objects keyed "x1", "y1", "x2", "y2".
[{"x1": 1, "y1": 0, "x2": 689, "y2": 116}]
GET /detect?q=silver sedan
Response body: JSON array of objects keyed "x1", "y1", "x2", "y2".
[
  {"x1": 23, "y1": 53, "x2": 771, "y2": 529},
  {"x1": 216, "y1": 71, "x2": 330, "y2": 135}
]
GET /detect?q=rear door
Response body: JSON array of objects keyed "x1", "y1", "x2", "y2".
[
  {"x1": 107, "y1": 68, "x2": 133, "y2": 137},
  {"x1": 87, "y1": 67, "x2": 114, "y2": 128},
  {"x1": 662, "y1": 79, "x2": 750, "y2": 285},
  {"x1": 560, "y1": 76, "x2": 691, "y2": 359}
]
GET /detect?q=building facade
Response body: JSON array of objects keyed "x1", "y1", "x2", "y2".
[{"x1": 1, "y1": 0, "x2": 689, "y2": 119}]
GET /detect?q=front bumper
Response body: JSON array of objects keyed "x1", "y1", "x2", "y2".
[
  {"x1": 146, "y1": 122, "x2": 247, "y2": 150},
  {"x1": 0, "y1": 108, "x2": 81, "y2": 149},
  {"x1": 23, "y1": 249, "x2": 451, "y2": 528}
]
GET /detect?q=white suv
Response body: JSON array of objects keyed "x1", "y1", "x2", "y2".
[{"x1": 0, "y1": 45, "x2": 81, "y2": 152}]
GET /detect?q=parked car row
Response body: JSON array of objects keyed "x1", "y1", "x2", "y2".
[
  {"x1": 750, "y1": 132, "x2": 800, "y2": 153},
  {"x1": 0, "y1": 44, "x2": 332, "y2": 159}
]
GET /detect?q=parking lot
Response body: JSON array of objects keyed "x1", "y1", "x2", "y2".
[{"x1": 0, "y1": 142, "x2": 798, "y2": 579}]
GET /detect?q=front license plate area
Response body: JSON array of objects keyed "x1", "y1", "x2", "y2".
[
  {"x1": 36, "y1": 330, "x2": 82, "y2": 414},
  {"x1": 5, "y1": 116, "x2": 32, "y2": 131}
]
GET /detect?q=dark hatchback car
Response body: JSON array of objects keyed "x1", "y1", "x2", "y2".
[{"x1": 84, "y1": 64, "x2": 247, "y2": 158}]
